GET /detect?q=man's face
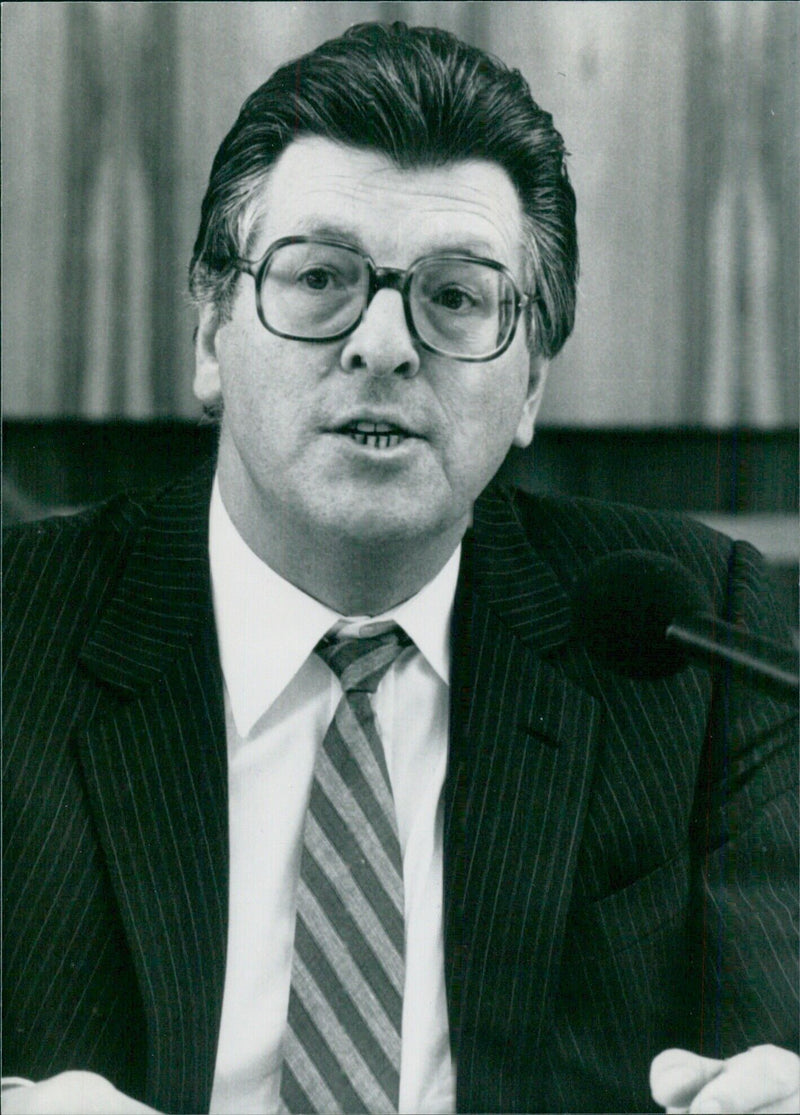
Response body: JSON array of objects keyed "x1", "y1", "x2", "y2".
[{"x1": 195, "y1": 137, "x2": 546, "y2": 565}]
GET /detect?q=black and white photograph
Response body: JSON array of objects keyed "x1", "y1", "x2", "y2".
[{"x1": 3, "y1": 3, "x2": 798, "y2": 1112}]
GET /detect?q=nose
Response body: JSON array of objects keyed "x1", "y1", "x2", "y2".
[{"x1": 339, "y1": 289, "x2": 420, "y2": 379}]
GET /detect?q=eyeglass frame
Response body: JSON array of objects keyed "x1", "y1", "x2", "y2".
[{"x1": 232, "y1": 235, "x2": 535, "y2": 362}]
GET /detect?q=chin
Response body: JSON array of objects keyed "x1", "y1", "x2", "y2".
[
  {"x1": 335, "y1": 515, "x2": 431, "y2": 547},
  {"x1": 320, "y1": 501, "x2": 447, "y2": 548}
]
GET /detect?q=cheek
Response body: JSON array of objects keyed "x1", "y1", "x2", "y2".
[
  {"x1": 492, "y1": 353, "x2": 534, "y2": 438},
  {"x1": 458, "y1": 357, "x2": 531, "y2": 441},
  {"x1": 217, "y1": 324, "x2": 281, "y2": 409},
  {"x1": 435, "y1": 381, "x2": 524, "y2": 497},
  {"x1": 216, "y1": 328, "x2": 328, "y2": 452}
]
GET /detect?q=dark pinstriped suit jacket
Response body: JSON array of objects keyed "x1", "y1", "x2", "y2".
[{"x1": 3, "y1": 459, "x2": 798, "y2": 1113}]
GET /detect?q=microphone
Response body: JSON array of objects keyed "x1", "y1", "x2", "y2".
[{"x1": 571, "y1": 550, "x2": 799, "y2": 699}]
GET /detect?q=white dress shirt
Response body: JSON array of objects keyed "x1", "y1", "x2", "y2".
[{"x1": 207, "y1": 481, "x2": 458, "y2": 1114}]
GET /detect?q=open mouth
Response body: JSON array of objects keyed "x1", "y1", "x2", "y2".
[{"x1": 336, "y1": 421, "x2": 413, "y2": 449}]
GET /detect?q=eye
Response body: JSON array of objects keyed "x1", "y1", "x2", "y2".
[
  {"x1": 431, "y1": 285, "x2": 477, "y2": 312},
  {"x1": 297, "y1": 266, "x2": 340, "y2": 291}
]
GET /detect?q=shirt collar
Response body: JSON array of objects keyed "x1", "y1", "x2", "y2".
[{"x1": 209, "y1": 478, "x2": 460, "y2": 737}]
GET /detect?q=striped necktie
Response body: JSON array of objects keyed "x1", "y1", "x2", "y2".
[{"x1": 280, "y1": 623, "x2": 412, "y2": 1114}]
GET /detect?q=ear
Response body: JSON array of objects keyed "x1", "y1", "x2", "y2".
[
  {"x1": 512, "y1": 358, "x2": 549, "y2": 448},
  {"x1": 193, "y1": 303, "x2": 224, "y2": 406}
]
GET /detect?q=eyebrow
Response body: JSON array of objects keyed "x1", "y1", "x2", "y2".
[
  {"x1": 291, "y1": 220, "x2": 366, "y2": 248},
  {"x1": 288, "y1": 219, "x2": 505, "y2": 262}
]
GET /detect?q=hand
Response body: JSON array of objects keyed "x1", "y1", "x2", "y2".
[
  {"x1": 651, "y1": 1045, "x2": 799, "y2": 1113},
  {"x1": 2, "y1": 1072, "x2": 159, "y2": 1114}
]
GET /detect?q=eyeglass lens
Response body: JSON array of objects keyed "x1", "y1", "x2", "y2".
[{"x1": 258, "y1": 241, "x2": 517, "y2": 358}]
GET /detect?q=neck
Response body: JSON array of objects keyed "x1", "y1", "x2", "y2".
[
  {"x1": 281, "y1": 534, "x2": 462, "y2": 615},
  {"x1": 220, "y1": 492, "x2": 466, "y2": 617}
]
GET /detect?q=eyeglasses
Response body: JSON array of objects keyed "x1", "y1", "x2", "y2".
[{"x1": 234, "y1": 236, "x2": 532, "y2": 361}]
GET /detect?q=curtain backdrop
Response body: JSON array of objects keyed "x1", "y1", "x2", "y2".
[{"x1": 3, "y1": 1, "x2": 798, "y2": 425}]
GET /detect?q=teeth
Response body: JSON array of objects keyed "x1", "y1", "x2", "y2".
[
  {"x1": 349, "y1": 431, "x2": 405, "y2": 449},
  {"x1": 341, "y1": 420, "x2": 408, "y2": 449}
]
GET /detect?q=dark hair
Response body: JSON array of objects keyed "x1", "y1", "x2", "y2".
[{"x1": 189, "y1": 21, "x2": 578, "y2": 358}]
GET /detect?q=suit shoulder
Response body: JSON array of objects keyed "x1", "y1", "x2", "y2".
[
  {"x1": 3, "y1": 492, "x2": 145, "y2": 589},
  {"x1": 507, "y1": 487, "x2": 794, "y2": 641},
  {"x1": 512, "y1": 488, "x2": 728, "y2": 553},
  {"x1": 3, "y1": 495, "x2": 146, "y2": 669},
  {"x1": 507, "y1": 488, "x2": 739, "y2": 592},
  {"x1": 2, "y1": 458, "x2": 213, "y2": 579}
]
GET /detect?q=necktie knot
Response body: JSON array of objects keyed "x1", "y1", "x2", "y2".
[{"x1": 316, "y1": 623, "x2": 412, "y2": 695}]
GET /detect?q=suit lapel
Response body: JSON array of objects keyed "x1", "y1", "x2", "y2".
[
  {"x1": 445, "y1": 484, "x2": 603, "y2": 1112},
  {"x1": 76, "y1": 464, "x2": 228, "y2": 1114}
]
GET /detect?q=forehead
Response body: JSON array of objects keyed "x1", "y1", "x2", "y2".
[{"x1": 247, "y1": 136, "x2": 525, "y2": 269}]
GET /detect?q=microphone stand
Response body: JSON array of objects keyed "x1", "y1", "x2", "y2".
[{"x1": 666, "y1": 614, "x2": 799, "y2": 700}]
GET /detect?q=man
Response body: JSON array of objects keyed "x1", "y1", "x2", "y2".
[{"x1": 3, "y1": 21, "x2": 797, "y2": 1115}]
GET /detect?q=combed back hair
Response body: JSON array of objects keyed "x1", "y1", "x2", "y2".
[{"x1": 189, "y1": 21, "x2": 578, "y2": 358}]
